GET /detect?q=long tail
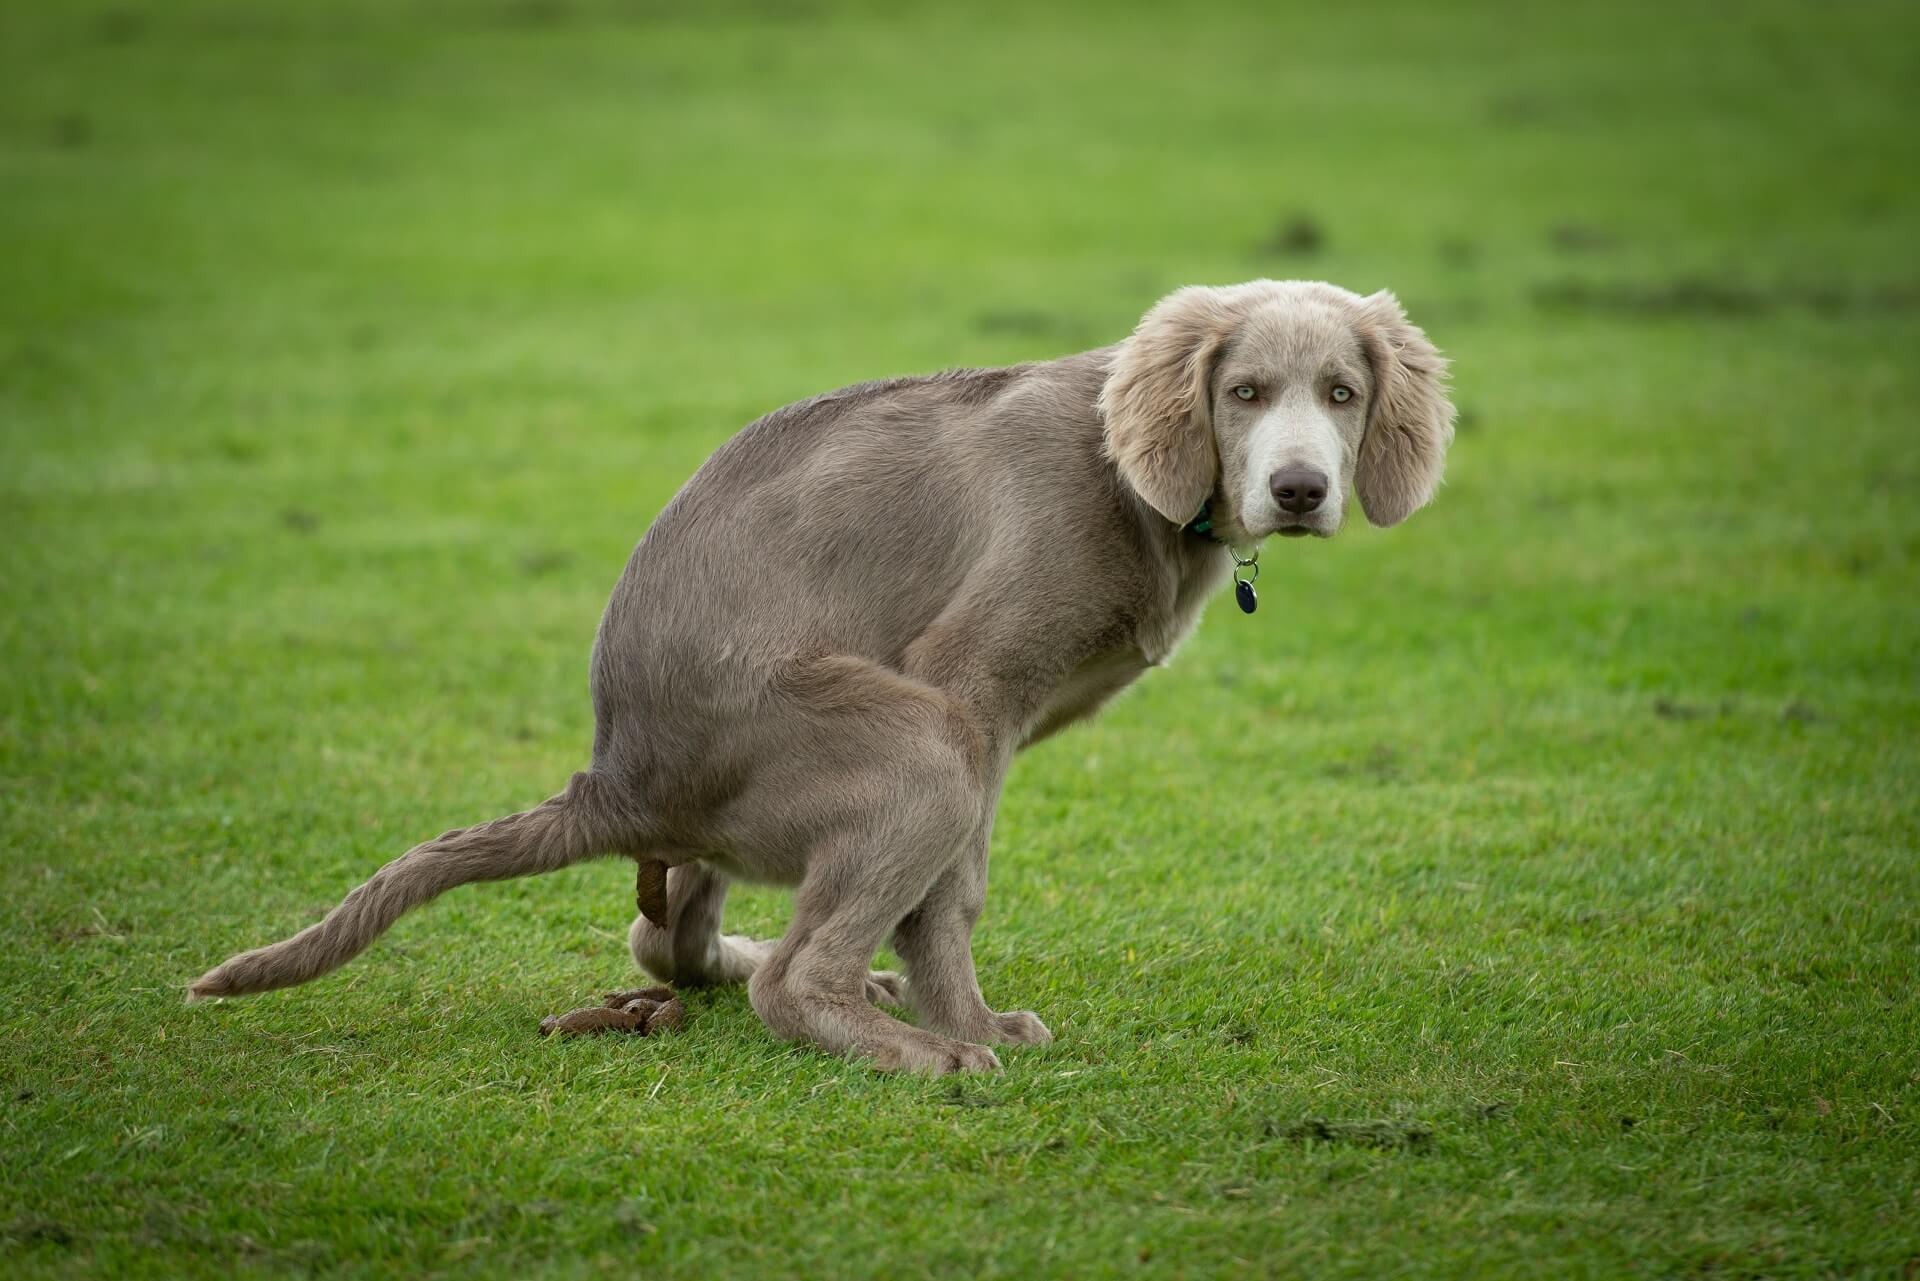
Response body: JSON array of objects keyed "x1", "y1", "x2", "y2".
[{"x1": 188, "y1": 770, "x2": 628, "y2": 1000}]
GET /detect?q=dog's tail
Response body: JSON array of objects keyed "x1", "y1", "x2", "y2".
[{"x1": 187, "y1": 770, "x2": 630, "y2": 1001}]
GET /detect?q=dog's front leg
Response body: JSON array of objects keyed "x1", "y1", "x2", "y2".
[
  {"x1": 892, "y1": 838, "x2": 1052, "y2": 1047},
  {"x1": 745, "y1": 763, "x2": 1003, "y2": 1073}
]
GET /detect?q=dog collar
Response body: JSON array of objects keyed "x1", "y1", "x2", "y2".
[{"x1": 1184, "y1": 503, "x2": 1260, "y2": 615}]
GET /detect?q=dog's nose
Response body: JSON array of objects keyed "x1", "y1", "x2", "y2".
[{"x1": 1269, "y1": 467, "x2": 1328, "y2": 514}]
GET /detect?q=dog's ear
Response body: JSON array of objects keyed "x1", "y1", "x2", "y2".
[
  {"x1": 1353, "y1": 290, "x2": 1454, "y2": 527},
  {"x1": 1099, "y1": 285, "x2": 1240, "y2": 524}
]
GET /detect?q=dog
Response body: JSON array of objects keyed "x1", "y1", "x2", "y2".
[{"x1": 190, "y1": 279, "x2": 1454, "y2": 1073}]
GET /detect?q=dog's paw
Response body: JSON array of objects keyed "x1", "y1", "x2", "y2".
[
  {"x1": 862, "y1": 1035, "x2": 1001, "y2": 1075},
  {"x1": 986, "y1": 1010, "x2": 1052, "y2": 1045}
]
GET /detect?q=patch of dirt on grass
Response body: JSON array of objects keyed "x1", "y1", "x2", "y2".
[
  {"x1": 942, "y1": 1083, "x2": 1009, "y2": 1108},
  {"x1": 972, "y1": 309, "x2": 1089, "y2": 342},
  {"x1": 49, "y1": 910, "x2": 132, "y2": 943},
  {"x1": 1534, "y1": 277, "x2": 1920, "y2": 317},
  {"x1": 1256, "y1": 213, "x2": 1325, "y2": 257},
  {"x1": 1548, "y1": 222, "x2": 1620, "y2": 253},
  {"x1": 50, "y1": 114, "x2": 93, "y2": 149},
  {"x1": 1321, "y1": 743, "x2": 1403, "y2": 782},
  {"x1": 1264, "y1": 1117, "x2": 1433, "y2": 1152},
  {"x1": 1652, "y1": 696, "x2": 1819, "y2": 723},
  {"x1": 94, "y1": 9, "x2": 148, "y2": 43},
  {"x1": 517, "y1": 548, "x2": 573, "y2": 576},
  {"x1": 4, "y1": 1218, "x2": 74, "y2": 1248}
]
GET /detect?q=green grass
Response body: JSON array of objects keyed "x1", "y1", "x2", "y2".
[{"x1": 3, "y1": 0, "x2": 1918, "y2": 1276}]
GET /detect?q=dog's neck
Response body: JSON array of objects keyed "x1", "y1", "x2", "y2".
[
  {"x1": 1106, "y1": 489, "x2": 1235, "y2": 664},
  {"x1": 1182, "y1": 501, "x2": 1258, "y2": 613}
]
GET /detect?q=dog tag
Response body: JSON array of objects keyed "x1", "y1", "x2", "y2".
[{"x1": 1235, "y1": 578, "x2": 1258, "y2": 614}]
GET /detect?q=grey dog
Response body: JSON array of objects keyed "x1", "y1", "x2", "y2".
[{"x1": 190, "y1": 279, "x2": 1454, "y2": 1073}]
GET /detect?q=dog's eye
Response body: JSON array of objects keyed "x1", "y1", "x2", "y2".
[
  {"x1": 1330, "y1": 384, "x2": 1354, "y2": 404},
  {"x1": 1232, "y1": 385, "x2": 1256, "y2": 401}
]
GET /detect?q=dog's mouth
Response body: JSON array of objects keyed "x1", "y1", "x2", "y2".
[{"x1": 1219, "y1": 509, "x2": 1336, "y2": 543}]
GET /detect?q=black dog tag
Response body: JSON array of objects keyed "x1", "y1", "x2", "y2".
[{"x1": 1235, "y1": 579, "x2": 1257, "y2": 614}]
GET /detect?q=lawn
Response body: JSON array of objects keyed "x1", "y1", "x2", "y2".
[{"x1": 3, "y1": 0, "x2": 1917, "y2": 1276}]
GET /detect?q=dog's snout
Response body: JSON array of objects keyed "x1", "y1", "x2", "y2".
[{"x1": 1269, "y1": 467, "x2": 1328, "y2": 515}]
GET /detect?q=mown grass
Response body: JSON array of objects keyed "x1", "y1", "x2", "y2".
[{"x1": 3, "y1": 1, "x2": 1917, "y2": 1276}]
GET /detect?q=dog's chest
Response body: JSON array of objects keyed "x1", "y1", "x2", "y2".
[
  {"x1": 1138, "y1": 547, "x2": 1231, "y2": 664},
  {"x1": 1023, "y1": 648, "x2": 1150, "y2": 744}
]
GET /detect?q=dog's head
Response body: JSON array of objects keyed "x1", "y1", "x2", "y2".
[{"x1": 1098, "y1": 280, "x2": 1453, "y2": 541}]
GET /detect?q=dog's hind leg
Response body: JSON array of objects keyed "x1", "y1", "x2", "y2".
[
  {"x1": 628, "y1": 862, "x2": 905, "y2": 1006},
  {"x1": 628, "y1": 862, "x2": 750, "y2": 986}
]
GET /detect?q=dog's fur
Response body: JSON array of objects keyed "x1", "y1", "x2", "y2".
[{"x1": 190, "y1": 280, "x2": 1453, "y2": 1073}]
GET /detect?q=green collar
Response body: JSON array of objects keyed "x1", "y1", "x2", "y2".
[{"x1": 1184, "y1": 501, "x2": 1218, "y2": 540}]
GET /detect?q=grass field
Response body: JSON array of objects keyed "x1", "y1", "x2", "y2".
[{"x1": 4, "y1": 1, "x2": 1918, "y2": 1276}]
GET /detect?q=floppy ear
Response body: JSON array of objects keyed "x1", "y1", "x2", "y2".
[
  {"x1": 1354, "y1": 290, "x2": 1455, "y2": 527},
  {"x1": 1098, "y1": 285, "x2": 1239, "y2": 524}
]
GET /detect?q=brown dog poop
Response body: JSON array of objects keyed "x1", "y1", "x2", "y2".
[{"x1": 539, "y1": 985, "x2": 686, "y2": 1038}]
